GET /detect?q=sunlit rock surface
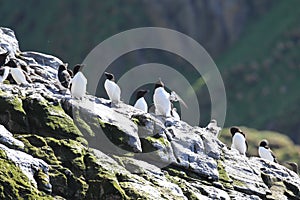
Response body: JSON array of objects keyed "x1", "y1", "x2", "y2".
[{"x1": 0, "y1": 27, "x2": 299, "y2": 200}]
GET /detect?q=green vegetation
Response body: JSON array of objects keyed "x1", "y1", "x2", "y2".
[
  {"x1": 0, "y1": 150, "x2": 52, "y2": 199},
  {"x1": 217, "y1": 0, "x2": 300, "y2": 144}
]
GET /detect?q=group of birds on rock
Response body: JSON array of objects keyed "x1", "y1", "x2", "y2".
[
  {"x1": 57, "y1": 63, "x2": 87, "y2": 99},
  {"x1": 230, "y1": 126, "x2": 298, "y2": 174},
  {"x1": 103, "y1": 72, "x2": 187, "y2": 119},
  {"x1": 205, "y1": 120, "x2": 298, "y2": 174},
  {"x1": 1, "y1": 51, "x2": 298, "y2": 174}
]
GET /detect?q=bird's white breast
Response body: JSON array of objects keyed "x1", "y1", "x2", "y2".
[
  {"x1": 258, "y1": 147, "x2": 274, "y2": 162},
  {"x1": 153, "y1": 87, "x2": 171, "y2": 116},
  {"x1": 134, "y1": 97, "x2": 148, "y2": 112},
  {"x1": 71, "y1": 72, "x2": 87, "y2": 98},
  {"x1": 104, "y1": 79, "x2": 121, "y2": 103},
  {"x1": 10, "y1": 68, "x2": 28, "y2": 85},
  {"x1": 231, "y1": 132, "x2": 247, "y2": 155}
]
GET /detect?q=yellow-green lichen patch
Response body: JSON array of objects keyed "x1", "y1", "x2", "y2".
[
  {"x1": 83, "y1": 153, "x2": 129, "y2": 199},
  {"x1": 0, "y1": 150, "x2": 52, "y2": 199},
  {"x1": 141, "y1": 136, "x2": 170, "y2": 153},
  {"x1": 73, "y1": 110, "x2": 95, "y2": 137},
  {"x1": 0, "y1": 90, "x2": 28, "y2": 132},
  {"x1": 46, "y1": 138, "x2": 86, "y2": 175},
  {"x1": 217, "y1": 160, "x2": 233, "y2": 189},
  {"x1": 17, "y1": 135, "x2": 60, "y2": 165},
  {"x1": 22, "y1": 95, "x2": 82, "y2": 139}
]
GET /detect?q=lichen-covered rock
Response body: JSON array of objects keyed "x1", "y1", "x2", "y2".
[{"x1": 0, "y1": 27, "x2": 299, "y2": 200}]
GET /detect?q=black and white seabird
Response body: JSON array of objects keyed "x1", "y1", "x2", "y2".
[
  {"x1": 258, "y1": 139, "x2": 277, "y2": 162},
  {"x1": 134, "y1": 89, "x2": 148, "y2": 112},
  {"x1": 57, "y1": 63, "x2": 72, "y2": 92},
  {"x1": 0, "y1": 66, "x2": 10, "y2": 83},
  {"x1": 104, "y1": 72, "x2": 121, "y2": 104},
  {"x1": 153, "y1": 79, "x2": 187, "y2": 117},
  {"x1": 7, "y1": 59, "x2": 29, "y2": 86},
  {"x1": 230, "y1": 127, "x2": 248, "y2": 155},
  {"x1": 70, "y1": 64, "x2": 87, "y2": 99},
  {"x1": 0, "y1": 51, "x2": 9, "y2": 67},
  {"x1": 206, "y1": 119, "x2": 221, "y2": 137}
]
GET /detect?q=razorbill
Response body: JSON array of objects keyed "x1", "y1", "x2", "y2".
[
  {"x1": 57, "y1": 63, "x2": 72, "y2": 92},
  {"x1": 134, "y1": 89, "x2": 148, "y2": 112},
  {"x1": 8, "y1": 59, "x2": 29, "y2": 86},
  {"x1": 153, "y1": 79, "x2": 187, "y2": 117},
  {"x1": 206, "y1": 119, "x2": 221, "y2": 137},
  {"x1": 230, "y1": 127, "x2": 247, "y2": 155},
  {"x1": 70, "y1": 64, "x2": 87, "y2": 99},
  {"x1": 171, "y1": 107, "x2": 180, "y2": 120},
  {"x1": 258, "y1": 139, "x2": 277, "y2": 162},
  {"x1": 0, "y1": 51, "x2": 9, "y2": 67},
  {"x1": 0, "y1": 66, "x2": 10, "y2": 83},
  {"x1": 104, "y1": 72, "x2": 121, "y2": 104}
]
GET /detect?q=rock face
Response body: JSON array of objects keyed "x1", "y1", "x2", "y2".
[{"x1": 0, "y1": 27, "x2": 299, "y2": 200}]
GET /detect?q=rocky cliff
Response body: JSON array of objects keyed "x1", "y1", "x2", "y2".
[{"x1": 0, "y1": 27, "x2": 299, "y2": 200}]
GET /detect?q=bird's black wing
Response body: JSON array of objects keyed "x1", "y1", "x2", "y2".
[{"x1": 0, "y1": 51, "x2": 9, "y2": 66}]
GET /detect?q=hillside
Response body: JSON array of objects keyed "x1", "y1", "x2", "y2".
[
  {"x1": 1, "y1": 1, "x2": 300, "y2": 143},
  {"x1": 0, "y1": 27, "x2": 299, "y2": 200},
  {"x1": 217, "y1": 0, "x2": 300, "y2": 143}
]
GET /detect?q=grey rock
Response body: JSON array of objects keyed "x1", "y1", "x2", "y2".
[
  {"x1": 0, "y1": 124, "x2": 24, "y2": 150},
  {"x1": 0, "y1": 143, "x2": 50, "y2": 191},
  {"x1": 0, "y1": 27, "x2": 20, "y2": 55},
  {"x1": 0, "y1": 26, "x2": 300, "y2": 200}
]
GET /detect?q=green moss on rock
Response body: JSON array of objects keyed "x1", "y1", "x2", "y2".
[
  {"x1": 0, "y1": 90, "x2": 28, "y2": 132},
  {"x1": 18, "y1": 135, "x2": 60, "y2": 165},
  {"x1": 22, "y1": 95, "x2": 82, "y2": 139},
  {"x1": 217, "y1": 160, "x2": 233, "y2": 189},
  {"x1": 0, "y1": 149, "x2": 52, "y2": 199}
]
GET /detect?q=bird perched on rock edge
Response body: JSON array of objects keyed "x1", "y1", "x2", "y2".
[
  {"x1": 258, "y1": 139, "x2": 277, "y2": 163},
  {"x1": 134, "y1": 89, "x2": 149, "y2": 112},
  {"x1": 70, "y1": 64, "x2": 87, "y2": 99},
  {"x1": 230, "y1": 126, "x2": 248, "y2": 155},
  {"x1": 104, "y1": 72, "x2": 121, "y2": 104}
]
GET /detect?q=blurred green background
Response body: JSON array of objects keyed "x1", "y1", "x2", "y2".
[{"x1": 1, "y1": 0, "x2": 299, "y2": 163}]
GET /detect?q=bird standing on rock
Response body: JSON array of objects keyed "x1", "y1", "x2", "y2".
[
  {"x1": 134, "y1": 89, "x2": 148, "y2": 112},
  {"x1": 230, "y1": 127, "x2": 248, "y2": 155},
  {"x1": 57, "y1": 63, "x2": 72, "y2": 93},
  {"x1": 206, "y1": 119, "x2": 221, "y2": 137},
  {"x1": 104, "y1": 72, "x2": 121, "y2": 104},
  {"x1": 8, "y1": 59, "x2": 29, "y2": 86},
  {"x1": 258, "y1": 139, "x2": 277, "y2": 163},
  {"x1": 153, "y1": 79, "x2": 187, "y2": 118},
  {"x1": 70, "y1": 64, "x2": 87, "y2": 99}
]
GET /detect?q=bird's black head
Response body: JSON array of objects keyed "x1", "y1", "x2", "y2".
[
  {"x1": 259, "y1": 139, "x2": 269, "y2": 147},
  {"x1": 5, "y1": 59, "x2": 18, "y2": 68},
  {"x1": 73, "y1": 64, "x2": 85, "y2": 76},
  {"x1": 105, "y1": 72, "x2": 114, "y2": 81},
  {"x1": 155, "y1": 79, "x2": 164, "y2": 89},
  {"x1": 136, "y1": 89, "x2": 149, "y2": 100},
  {"x1": 230, "y1": 126, "x2": 243, "y2": 136},
  {"x1": 58, "y1": 64, "x2": 67, "y2": 72}
]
